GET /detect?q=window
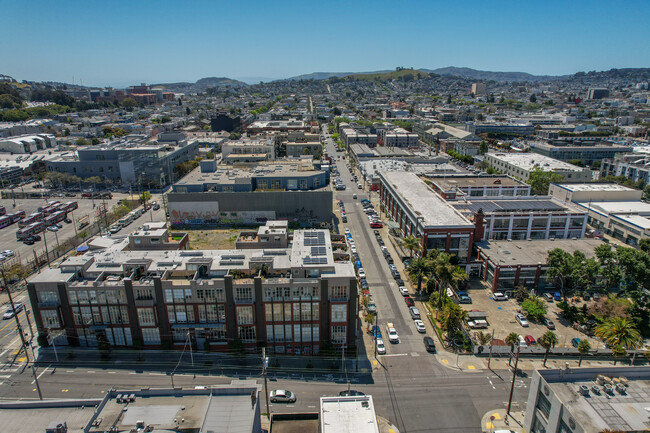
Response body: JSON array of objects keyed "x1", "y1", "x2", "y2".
[
  {"x1": 536, "y1": 391, "x2": 552, "y2": 420},
  {"x1": 235, "y1": 287, "x2": 253, "y2": 302},
  {"x1": 300, "y1": 179, "x2": 308, "y2": 189},
  {"x1": 142, "y1": 328, "x2": 161, "y2": 345},
  {"x1": 135, "y1": 288, "x2": 153, "y2": 300},
  {"x1": 198, "y1": 304, "x2": 225, "y2": 322},
  {"x1": 331, "y1": 325, "x2": 347, "y2": 344},
  {"x1": 41, "y1": 310, "x2": 60, "y2": 328},
  {"x1": 530, "y1": 414, "x2": 547, "y2": 433},
  {"x1": 237, "y1": 306, "x2": 254, "y2": 325},
  {"x1": 38, "y1": 291, "x2": 58, "y2": 304},
  {"x1": 264, "y1": 287, "x2": 290, "y2": 301},
  {"x1": 137, "y1": 308, "x2": 155, "y2": 326},
  {"x1": 238, "y1": 326, "x2": 256, "y2": 343},
  {"x1": 330, "y1": 285, "x2": 348, "y2": 300},
  {"x1": 265, "y1": 303, "x2": 286, "y2": 322},
  {"x1": 331, "y1": 304, "x2": 347, "y2": 322}
]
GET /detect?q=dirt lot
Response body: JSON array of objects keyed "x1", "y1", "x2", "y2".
[
  {"x1": 461, "y1": 282, "x2": 603, "y2": 349},
  {"x1": 186, "y1": 228, "x2": 239, "y2": 250}
]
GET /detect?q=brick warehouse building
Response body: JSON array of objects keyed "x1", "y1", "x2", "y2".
[
  {"x1": 27, "y1": 226, "x2": 357, "y2": 355},
  {"x1": 379, "y1": 171, "x2": 476, "y2": 264}
]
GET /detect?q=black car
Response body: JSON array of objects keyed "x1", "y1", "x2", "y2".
[
  {"x1": 395, "y1": 278, "x2": 404, "y2": 286},
  {"x1": 392, "y1": 271, "x2": 400, "y2": 279},
  {"x1": 64, "y1": 218, "x2": 72, "y2": 224},
  {"x1": 423, "y1": 336, "x2": 436, "y2": 353},
  {"x1": 373, "y1": 230, "x2": 380, "y2": 236},
  {"x1": 385, "y1": 255, "x2": 394, "y2": 264},
  {"x1": 340, "y1": 390, "x2": 365, "y2": 396},
  {"x1": 32, "y1": 234, "x2": 41, "y2": 241},
  {"x1": 23, "y1": 238, "x2": 35, "y2": 245}
]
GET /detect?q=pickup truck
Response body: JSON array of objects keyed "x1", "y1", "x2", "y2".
[
  {"x1": 467, "y1": 319, "x2": 489, "y2": 329},
  {"x1": 385, "y1": 322, "x2": 399, "y2": 343}
]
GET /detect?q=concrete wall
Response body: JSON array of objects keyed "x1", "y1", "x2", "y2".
[{"x1": 168, "y1": 190, "x2": 333, "y2": 223}]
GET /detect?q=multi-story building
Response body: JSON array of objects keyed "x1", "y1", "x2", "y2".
[
  {"x1": 484, "y1": 153, "x2": 593, "y2": 182},
  {"x1": 246, "y1": 120, "x2": 311, "y2": 135},
  {"x1": 428, "y1": 175, "x2": 531, "y2": 199},
  {"x1": 168, "y1": 159, "x2": 331, "y2": 225},
  {"x1": 339, "y1": 124, "x2": 378, "y2": 148},
  {"x1": 530, "y1": 141, "x2": 632, "y2": 166},
  {"x1": 587, "y1": 88, "x2": 610, "y2": 99},
  {"x1": 601, "y1": 153, "x2": 650, "y2": 187},
  {"x1": 524, "y1": 367, "x2": 650, "y2": 433},
  {"x1": 379, "y1": 127, "x2": 419, "y2": 148},
  {"x1": 379, "y1": 171, "x2": 476, "y2": 263},
  {"x1": 221, "y1": 138, "x2": 275, "y2": 163},
  {"x1": 28, "y1": 225, "x2": 357, "y2": 355},
  {"x1": 46, "y1": 136, "x2": 199, "y2": 187},
  {"x1": 452, "y1": 197, "x2": 588, "y2": 241},
  {"x1": 285, "y1": 141, "x2": 322, "y2": 158},
  {"x1": 465, "y1": 123, "x2": 535, "y2": 137},
  {"x1": 475, "y1": 238, "x2": 602, "y2": 291},
  {"x1": 471, "y1": 82, "x2": 486, "y2": 96}
]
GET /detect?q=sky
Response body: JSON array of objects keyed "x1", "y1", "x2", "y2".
[{"x1": 2, "y1": 0, "x2": 649, "y2": 86}]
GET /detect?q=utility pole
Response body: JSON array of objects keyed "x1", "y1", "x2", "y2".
[
  {"x1": 262, "y1": 348, "x2": 270, "y2": 418},
  {"x1": 42, "y1": 230, "x2": 51, "y2": 268},
  {"x1": 487, "y1": 329, "x2": 495, "y2": 369},
  {"x1": 506, "y1": 342, "x2": 521, "y2": 417},
  {"x1": 374, "y1": 310, "x2": 378, "y2": 358},
  {"x1": 187, "y1": 330, "x2": 194, "y2": 367},
  {"x1": 0, "y1": 267, "x2": 42, "y2": 400}
]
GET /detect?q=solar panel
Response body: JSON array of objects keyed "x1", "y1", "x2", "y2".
[{"x1": 311, "y1": 246, "x2": 326, "y2": 256}]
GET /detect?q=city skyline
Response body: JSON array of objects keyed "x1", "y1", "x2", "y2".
[{"x1": 2, "y1": 0, "x2": 649, "y2": 87}]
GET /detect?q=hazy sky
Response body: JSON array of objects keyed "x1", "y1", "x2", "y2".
[{"x1": 2, "y1": 0, "x2": 649, "y2": 86}]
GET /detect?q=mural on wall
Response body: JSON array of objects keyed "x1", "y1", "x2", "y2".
[{"x1": 169, "y1": 201, "x2": 220, "y2": 225}]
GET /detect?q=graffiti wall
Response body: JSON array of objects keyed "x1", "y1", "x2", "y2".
[{"x1": 169, "y1": 201, "x2": 220, "y2": 225}]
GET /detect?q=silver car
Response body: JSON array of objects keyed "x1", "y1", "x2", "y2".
[{"x1": 270, "y1": 389, "x2": 296, "y2": 403}]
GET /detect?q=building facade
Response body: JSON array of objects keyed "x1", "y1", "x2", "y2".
[
  {"x1": 28, "y1": 227, "x2": 358, "y2": 355},
  {"x1": 484, "y1": 153, "x2": 593, "y2": 182}
]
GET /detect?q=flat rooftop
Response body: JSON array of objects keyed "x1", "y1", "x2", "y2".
[
  {"x1": 432, "y1": 175, "x2": 526, "y2": 191},
  {"x1": 0, "y1": 406, "x2": 97, "y2": 433},
  {"x1": 477, "y1": 238, "x2": 603, "y2": 266},
  {"x1": 580, "y1": 200, "x2": 650, "y2": 215},
  {"x1": 320, "y1": 396, "x2": 380, "y2": 433},
  {"x1": 381, "y1": 171, "x2": 473, "y2": 228},
  {"x1": 488, "y1": 152, "x2": 587, "y2": 172},
  {"x1": 452, "y1": 197, "x2": 579, "y2": 215},
  {"x1": 176, "y1": 160, "x2": 325, "y2": 186},
  {"x1": 540, "y1": 367, "x2": 650, "y2": 432},
  {"x1": 554, "y1": 183, "x2": 638, "y2": 193}
]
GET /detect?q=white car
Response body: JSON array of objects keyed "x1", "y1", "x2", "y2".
[
  {"x1": 47, "y1": 225, "x2": 59, "y2": 232},
  {"x1": 399, "y1": 286, "x2": 409, "y2": 296},
  {"x1": 2, "y1": 303, "x2": 24, "y2": 320},
  {"x1": 270, "y1": 389, "x2": 296, "y2": 403},
  {"x1": 1, "y1": 250, "x2": 14, "y2": 257},
  {"x1": 350, "y1": 245, "x2": 357, "y2": 253},
  {"x1": 358, "y1": 268, "x2": 366, "y2": 278},
  {"x1": 515, "y1": 313, "x2": 529, "y2": 327},
  {"x1": 414, "y1": 320, "x2": 426, "y2": 333},
  {"x1": 493, "y1": 292, "x2": 508, "y2": 301},
  {"x1": 344, "y1": 228, "x2": 350, "y2": 235},
  {"x1": 376, "y1": 338, "x2": 386, "y2": 355}
]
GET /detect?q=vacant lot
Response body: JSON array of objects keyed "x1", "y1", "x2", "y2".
[{"x1": 186, "y1": 228, "x2": 239, "y2": 250}]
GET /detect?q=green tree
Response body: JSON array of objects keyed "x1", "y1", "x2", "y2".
[
  {"x1": 611, "y1": 344, "x2": 627, "y2": 365},
  {"x1": 407, "y1": 257, "x2": 431, "y2": 293},
  {"x1": 529, "y1": 94, "x2": 537, "y2": 103},
  {"x1": 139, "y1": 191, "x2": 151, "y2": 204},
  {"x1": 439, "y1": 302, "x2": 467, "y2": 333},
  {"x1": 121, "y1": 98, "x2": 137, "y2": 109},
  {"x1": 567, "y1": 159, "x2": 585, "y2": 167},
  {"x1": 364, "y1": 313, "x2": 375, "y2": 331},
  {"x1": 595, "y1": 317, "x2": 641, "y2": 349},
  {"x1": 521, "y1": 296, "x2": 547, "y2": 321},
  {"x1": 577, "y1": 339, "x2": 591, "y2": 366},
  {"x1": 639, "y1": 238, "x2": 650, "y2": 254},
  {"x1": 616, "y1": 246, "x2": 650, "y2": 290},
  {"x1": 401, "y1": 235, "x2": 420, "y2": 258},
  {"x1": 433, "y1": 252, "x2": 468, "y2": 310},
  {"x1": 91, "y1": 137, "x2": 100, "y2": 145},
  {"x1": 546, "y1": 248, "x2": 574, "y2": 299},
  {"x1": 505, "y1": 332, "x2": 520, "y2": 365},
  {"x1": 229, "y1": 132, "x2": 241, "y2": 140},
  {"x1": 476, "y1": 331, "x2": 492, "y2": 346},
  {"x1": 643, "y1": 185, "x2": 650, "y2": 202},
  {"x1": 595, "y1": 244, "x2": 622, "y2": 289},
  {"x1": 479, "y1": 140, "x2": 489, "y2": 155},
  {"x1": 539, "y1": 330, "x2": 558, "y2": 367},
  {"x1": 527, "y1": 167, "x2": 563, "y2": 195},
  {"x1": 75, "y1": 137, "x2": 89, "y2": 146}
]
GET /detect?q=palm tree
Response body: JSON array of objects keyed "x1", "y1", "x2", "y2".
[
  {"x1": 577, "y1": 339, "x2": 591, "y2": 366},
  {"x1": 407, "y1": 257, "x2": 431, "y2": 294},
  {"x1": 401, "y1": 235, "x2": 420, "y2": 258},
  {"x1": 505, "y1": 332, "x2": 520, "y2": 366},
  {"x1": 476, "y1": 331, "x2": 492, "y2": 346},
  {"x1": 611, "y1": 344, "x2": 627, "y2": 365},
  {"x1": 439, "y1": 303, "x2": 468, "y2": 333},
  {"x1": 539, "y1": 331, "x2": 559, "y2": 367},
  {"x1": 434, "y1": 253, "x2": 468, "y2": 311},
  {"x1": 595, "y1": 317, "x2": 641, "y2": 349}
]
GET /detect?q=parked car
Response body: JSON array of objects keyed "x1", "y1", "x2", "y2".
[
  {"x1": 544, "y1": 318, "x2": 556, "y2": 330},
  {"x1": 405, "y1": 297, "x2": 414, "y2": 307},
  {"x1": 367, "y1": 301, "x2": 376, "y2": 314},
  {"x1": 2, "y1": 250, "x2": 14, "y2": 258},
  {"x1": 409, "y1": 306, "x2": 421, "y2": 319},
  {"x1": 371, "y1": 325, "x2": 382, "y2": 339},
  {"x1": 370, "y1": 222, "x2": 383, "y2": 228},
  {"x1": 340, "y1": 390, "x2": 365, "y2": 396},
  {"x1": 46, "y1": 225, "x2": 59, "y2": 232},
  {"x1": 518, "y1": 335, "x2": 528, "y2": 348},
  {"x1": 357, "y1": 268, "x2": 366, "y2": 278},
  {"x1": 515, "y1": 313, "x2": 529, "y2": 327},
  {"x1": 493, "y1": 292, "x2": 508, "y2": 301},
  {"x1": 32, "y1": 234, "x2": 41, "y2": 241},
  {"x1": 524, "y1": 335, "x2": 536, "y2": 346},
  {"x1": 554, "y1": 292, "x2": 562, "y2": 301},
  {"x1": 423, "y1": 336, "x2": 436, "y2": 353},
  {"x1": 270, "y1": 389, "x2": 296, "y2": 403},
  {"x1": 353, "y1": 194, "x2": 357, "y2": 199},
  {"x1": 458, "y1": 294, "x2": 472, "y2": 304},
  {"x1": 398, "y1": 286, "x2": 409, "y2": 296},
  {"x1": 395, "y1": 278, "x2": 404, "y2": 286},
  {"x1": 571, "y1": 337, "x2": 581, "y2": 348},
  {"x1": 414, "y1": 319, "x2": 426, "y2": 333},
  {"x1": 376, "y1": 338, "x2": 386, "y2": 354},
  {"x1": 543, "y1": 293, "x2": 554, "y2": 302}
]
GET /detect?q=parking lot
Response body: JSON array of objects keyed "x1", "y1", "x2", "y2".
[
  {"x1": 460, "y1": 283, "x2": 603, "y2": 349},
  {"x1": 0, "y1": 195, "x2": 123, "y2": 265}
]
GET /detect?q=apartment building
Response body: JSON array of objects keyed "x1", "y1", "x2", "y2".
[
  {"x1": 601, "y1": 153, "x2": 650, "y2": 188},
  {"x1": 428, "y1": 175, "x2": 531, "y2": 199},
  {"x1": 465, "y1": 123, "x2": 535, "y2": 137},
  {"x1": 28, "y1": 225, "x2": 357, "y2": 355},
  {"x1": 530, "y1": 141, "x2": 632, "y2": 166},
  {"x1": 221, "y1": 138, "x2": 275, "y2": 163},
  {"x1": 484, "y1": 153, "x2": 593, "y2": 182}
]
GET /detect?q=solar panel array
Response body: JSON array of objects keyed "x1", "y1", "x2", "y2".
[
  {"x1": 311, "y1": 246, "x2": 327, "y2": 256},
  {"x1": 304, "y1": 231, "x2": 326, "y2": 246},
  {"x1": 452, "y1": 199, "x2": 566, "y2": 215},
  {"x1": 303, "y1": 257, "x2": 328, "y2": 265}
]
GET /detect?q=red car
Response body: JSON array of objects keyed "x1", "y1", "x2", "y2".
[
  {"x1": 405, "y1": 297, "x2": 414, "y2": 307},
  {"x1": 370, "y1": 222, "x2": 383, "y2": 228}
]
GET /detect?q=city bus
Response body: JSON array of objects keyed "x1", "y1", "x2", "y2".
[
  {"x1": 63, "y1": 201, "x2": 78, "y2": 213},
  {"x1": 0, "y1": 206, "x2": 5, "y2": 217},
  {"x1": 18, "y1": 212, "x2": 44, "y2": 228},
  {"x1": 44, "y1": 210, "x2": 66, "y2": 227},
  {"x1": 0, "y1": 215, "x2": 12, "y2": 229},
  {"x1": 16, "y1": 221, "x2": 45, "y2": 240},
  {"x1": 38, "y1": 201, "x2": 60, "y2": 214},
  {"x1": 118, "y1": 213, "x2": 136, "y2": 227},
  {"x1": 7, "y1": 210, "x2": 26, "y2": 223}
]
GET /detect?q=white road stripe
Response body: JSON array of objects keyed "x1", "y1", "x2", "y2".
[{"x1": 32, "y1": 366, "x2": 49, "y2": 384}]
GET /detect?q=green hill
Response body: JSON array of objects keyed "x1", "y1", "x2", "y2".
[{"x1": 333, "y1": 69, "x2": 430, "y2": 82}]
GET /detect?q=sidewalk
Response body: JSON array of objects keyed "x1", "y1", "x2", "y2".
[{"x1": 480, "y1": 408, "x2": 525, "y2": 433}]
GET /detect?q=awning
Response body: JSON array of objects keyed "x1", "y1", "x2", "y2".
[
  {"x1": 387, "y1": 221, "x2": 400, "y2": 229},
  {"x1": 76, "y1": 245, "x2": 89, "y2": 253}
]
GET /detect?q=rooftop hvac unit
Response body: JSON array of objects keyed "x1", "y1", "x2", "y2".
[{"x1": 45, "y1": 422, "x2": 68, "y2": 433}]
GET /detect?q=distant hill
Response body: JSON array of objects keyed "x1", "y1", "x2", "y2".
[
  {"x1": 287, "y1": 70, "x2": 392, "y2": 81},
  {"x1": 331, "y1": 69, "x2": 432, "y2": 82},
  {"x1": 153, "y1": 76, "x2": 247, "y2": 92}
]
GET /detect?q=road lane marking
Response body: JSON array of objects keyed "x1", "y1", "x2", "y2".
[
  {"x1": 382, "y1": 353, "x2": 408, "y2": 357},
  {"x1": 442, "y1": 359, "x2": 449, "y2": 364},
  {"x1": 32, "y1": 366, "x2": 49, "y2": 384},
  {"x1": 467, "y1": 365, "x2": 476, "y2": 370}
]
